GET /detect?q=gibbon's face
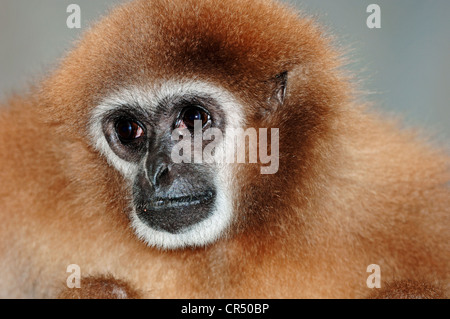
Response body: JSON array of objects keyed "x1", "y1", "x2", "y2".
[
  {"x1": 90, "y1": 82, "x2": 243, "y2": 249},
  {"x1": 42, "y1": 0, "x2": 344, "y2": 249}
]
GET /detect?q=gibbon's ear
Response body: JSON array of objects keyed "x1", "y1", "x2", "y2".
[{"x1": 266, "y1": 70, "x2": 288, "y2": 112}]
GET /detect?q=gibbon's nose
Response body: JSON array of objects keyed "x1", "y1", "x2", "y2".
[{"x1": 147, "y1": 154, "x2": 172, "y2": 189}]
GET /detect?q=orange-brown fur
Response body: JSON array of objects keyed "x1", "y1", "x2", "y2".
[{"x1": 0, "y1": 0, "x2": 448, "y2": 298}]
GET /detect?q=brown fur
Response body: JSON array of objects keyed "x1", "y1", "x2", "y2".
[
  {"x1": 368, "y1": 280, "x2": 446, "y2": 299},
  {"x1": 58, "y1": 275, "x2": 141, "y2": 299},
  {"x1": 0, "y1": 0, "x2": 448, "y2": 298}
]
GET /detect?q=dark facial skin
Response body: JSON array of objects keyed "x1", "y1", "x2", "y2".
[{"x1": 102, "y1": 93, "x2": 226, "y2": 233}]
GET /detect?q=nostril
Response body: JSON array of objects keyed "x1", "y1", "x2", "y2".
[
  {"x1": 152, "y1": 162, "x2": 171, "y2": 188},
  {"x1": 146, "y1": 152, "x2": 173, "y2": 188},
  {"x1": 156, "y1": 165, "x2": 169, "y2": 180}
]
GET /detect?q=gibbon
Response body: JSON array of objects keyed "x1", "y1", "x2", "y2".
[{"x1": 0, "y1": 0, "x2": 448, "y2": 299}]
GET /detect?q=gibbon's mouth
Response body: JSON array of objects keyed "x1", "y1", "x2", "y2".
[
  {"x1": 137, "y1": 190, "x2": 217, "y2": 233},
  {"x1": 148, "y1": 191, "x2": 215, "y2": 209}
]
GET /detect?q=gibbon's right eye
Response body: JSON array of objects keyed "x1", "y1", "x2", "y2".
[{"x1": 115, "y1": 119, "x2": 145, "y2": 143}]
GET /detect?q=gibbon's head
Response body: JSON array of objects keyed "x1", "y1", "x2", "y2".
[{"x1": 41, "y1": 0, "x2": 348, "y2": 249}]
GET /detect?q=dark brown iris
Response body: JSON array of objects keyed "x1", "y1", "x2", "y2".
[
  {"x1": 115, "y1": 119, "x2": 144, "y2": 142},
  {"x1": 179, "y1": 106, "x2": 210, "y2": 130}
]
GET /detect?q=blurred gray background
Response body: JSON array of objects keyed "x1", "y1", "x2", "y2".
[{"x1": 0, "y1": 0, "x2": 449, "y2": 139}]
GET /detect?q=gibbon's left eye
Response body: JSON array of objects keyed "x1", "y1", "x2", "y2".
[
  {"x1": 115, "y1": 119, "x2": 145, "y2": 143},
  {"x1": 177, "y1": 106, "x2": 211, "y2": 130}
]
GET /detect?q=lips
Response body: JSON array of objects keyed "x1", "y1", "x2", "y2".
[
  {"x1": 137, "y1": 189, "x2": 217, "y2": 233},
  {"x1": 148, "y1": 191, "x2": 215, "y2": 209}
]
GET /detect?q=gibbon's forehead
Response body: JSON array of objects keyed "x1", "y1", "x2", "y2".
[
  {"x1": 66, "y1": 0, "x2": 325, "y2": 98},
  {"x1": 101, "y1": 0, "x2": 312, "y2": 70},
  {"x1": 44, "y1": 0, "x2": 334, "y2": 135}
]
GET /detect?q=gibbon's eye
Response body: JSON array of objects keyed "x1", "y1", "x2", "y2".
[
  {"x1": 115, "y1": 119, "x2": 145, "y2": 143},
  {"x1": 178, "y1": 106, "x2": 210, "y2": 130}
]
